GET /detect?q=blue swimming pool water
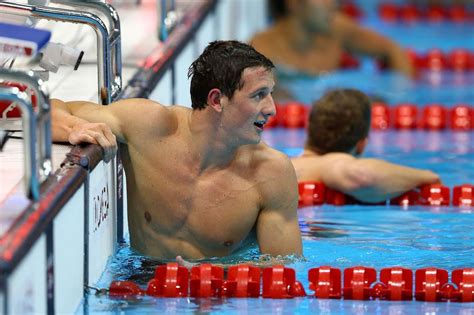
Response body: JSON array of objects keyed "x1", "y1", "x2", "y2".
[{"x1": 78, "y1": 4, "x2": 474, "y2": 314}]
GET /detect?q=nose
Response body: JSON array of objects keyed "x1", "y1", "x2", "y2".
[{"x1": 263, "y1": 94, "x2": 276, "y2": 118}]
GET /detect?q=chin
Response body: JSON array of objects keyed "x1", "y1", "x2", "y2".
[{"x1": 245, "y1": 136, "x2": 261, "y2": 146}]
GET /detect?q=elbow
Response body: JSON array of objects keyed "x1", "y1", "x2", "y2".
[
  {"x1": 342, "y1": 164, "x2": 377, "y2": 192},
  {"x1": 425, "y1": 170, "x2": 441, "y2": 185}
]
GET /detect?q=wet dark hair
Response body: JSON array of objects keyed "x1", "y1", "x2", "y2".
[
  {"x1": 188, "y1": 40, "x2": 274, "y2": 110},
  {"x1": 306, "y1": 89, "x2": 371, "y2": 154},
  {"x1": 269, "y1": 0, "x2": 289, "y2": 19}
]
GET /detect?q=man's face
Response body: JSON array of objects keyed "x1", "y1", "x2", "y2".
[
  {"x1": 298, "y1": 0, "x2": 336, "y2": 33},
  {"x1": 219, "y1": 67, "x2": 276, "y2": 146}
]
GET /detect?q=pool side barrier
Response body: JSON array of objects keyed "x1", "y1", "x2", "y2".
[
  {"x1": 298, "y1": 182, "x2": 474, "y2": 207},
  {"x1": 266, "y1": 102, "x2": 474, "y2": 131},
  {"x1": 106, "y1": 263, "x2": 474, "y2": 302}
]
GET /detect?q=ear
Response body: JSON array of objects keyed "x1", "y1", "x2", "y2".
[
  {"x1": 207, "y1": 88, "x2": 223, "y2": 112},
  {"x1": 355, "y1": 137, "x2": 368, "y2": 155}
]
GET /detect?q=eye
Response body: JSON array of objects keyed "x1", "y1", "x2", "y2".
[{"x1": 253, "y1": 91, "x2": 267, "y2": 100}]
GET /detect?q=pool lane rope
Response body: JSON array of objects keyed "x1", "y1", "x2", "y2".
[
  {"x1": 298, "y1": 183, "x2": 474, "y2": 207},
  {"x1": 106, "y1": 263, "x2": 474, "y2": 302},
  {"x1": 267, "y1": 102, "x2": 473, "y2": 131}
]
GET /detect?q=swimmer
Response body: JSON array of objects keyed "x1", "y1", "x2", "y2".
[
  {"x1": 51, "y1": 40, "x2": 302, "y2": 262},
  {"x1": 250, "y1": 0, "x2": 414, "y2": 78},
  {"x1": 291, "y1": 89, "x2": 440, "y2": 203}
]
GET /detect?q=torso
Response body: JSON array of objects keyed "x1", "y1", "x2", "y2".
[
  {"x1": 251, "y1": 17, "x2": 346, "y2": 76},
  {"x1": 120, "y1": 106, "x2": 276, "y2": 259}
]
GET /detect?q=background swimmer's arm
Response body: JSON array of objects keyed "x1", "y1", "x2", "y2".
[
  {"x1": 321, "y1": 155, "x2": 440, "y2": 203},
  {"x1": 256, "y1": 155, "x2": 303, "y2": 257},
  {"x1": 335, "y1": 14, "x2": 414, "y2": 78}
]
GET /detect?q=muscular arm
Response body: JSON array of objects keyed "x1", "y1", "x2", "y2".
[
  {"x1": 51, "y1": 98, "x2": 174, "y2": 157},
  {"x1": 256, "y1": 153, "x2": 303, "y2": 256},
  {"x1": 320, "y1": 154, "x2": 440, "y2": 203},
  {"x1": 336, "y1": 14, "x2": 414, "y2": 78}
]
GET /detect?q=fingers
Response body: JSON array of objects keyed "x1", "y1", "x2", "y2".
[
  {"x1": 100, "y1": 124, "x2": 118, "y2": 162},
  {"x1": 68, "y1": 122, "x2": 117, "y2": 163},
  {"x1": 175, "y1": 256, "x2": 197, "y2": 269},
  {"x1": 68, "y1": 132, "x2": 98, "y2": 145}
]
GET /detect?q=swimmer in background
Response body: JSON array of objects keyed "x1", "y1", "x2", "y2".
[
  {"x1": 250, "y1": 0, "x2": 414, "y2": 99},
  {"x1": 51, "y1": 40, "x2": 302, "y2": 265},
  {"x1": 291, "y1": 89, "x2": 440, "y2": 203}
]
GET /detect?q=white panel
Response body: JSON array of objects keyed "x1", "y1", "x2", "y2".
[
  {"x1": 148, "y1": 69, "x2": 173, "y2": 106},
  {"x1": 215, "y1": 0, "x2": 268, "y2": 42},
  {"x1": 8, "y1": 235, "x2": 47, "y2": 315},
  {"x1": 53, "y1": 186, "x2": 85, "y2": 314},
  {"x1": 241, "y1": 0, "x2": 268, "y2": 41},
  {"x1": 88, "y1": 160, "x2": 117, "y2": 285},
  {"x1": 175, "y1": 43, "x2": 195, "y2": 108},
  {"x1": 216, "y1": 0, "x2": 235, "y2": 40},
  {"x1": 196, "y1": 11, "x2": 216, "y2": 55}
]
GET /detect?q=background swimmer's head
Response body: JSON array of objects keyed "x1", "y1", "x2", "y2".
[
  {"x1": 269, "y1": 0, "x2": 336, "y2": 33},
  {"x1": 306, "y1": 89, "x2": 371, "y2": 156},
  {"x1": 188, "y1": 40, "x2": 274, "y2": 110}
]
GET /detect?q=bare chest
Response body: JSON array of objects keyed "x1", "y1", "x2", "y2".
[
  {"x1": 124, "y1": 140, "x2": 261, "y2": 251},
  {"x1": 279, "y1": 38, "x2": 342, "y2": 74}
]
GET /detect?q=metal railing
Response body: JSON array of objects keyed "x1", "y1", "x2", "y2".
[
  {"x1": 0, "y1": 1, "x2": 122, "y2": 104},
  {"x1": 0, "y1": 69, "x2": 51, "y2": 201}
]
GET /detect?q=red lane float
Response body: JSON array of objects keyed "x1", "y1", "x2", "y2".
[
  {"x1": 326, "y1": 189, "x2": 356, "y2": 206},
  {"x1": 421, "y1": 104, "x2": 447, "y2": 130},
  {"x1": 343, "y1": 266, "x2": 377, "y2": 300},
  {"x1": 282, "y1": 102, "x2": 308, "y2": 128},
  {"x1": 298, "y1": 182, "x2": 326, "y2": 207},
  {"x1": 450, "y1": 105, "x2": 472, "y2": 130},
  {"x1": 377, "y1": 267, "x2": 413, "y2": 301},
  {"x1": 378, "y1": 3, "x2": 473, "y2": 23},
  {"x1": 308, "y1": 266, "x2": 342, "y2": 299},
  {"x1": 419, "y1": 184, "x2": 450, "y2": 206},
  {"x1": 378, "y1": 3, "x2": 398, "y2": 22},
  {"x1": 371, "y1": 102, "x2": 390, "y2": 130},
  {"x1": 223, "y1": 264, "x2": 261, "y2": 298},
  {"x1": 340, "y1": 1, "x2": 363, "y2": 20},
  {"x1": 262, "y1": 265, "x2": 306, "y2": 298},
  {"x1": 146, "y1": 262, "x2": 188, "y2": 297},
  {"x1": 390, "y1": 190, "x2": 420, "y2": 206},
  {"x1": 393, "y1": 104, "x2": 418, "y2": 129},
  {"x1": 109, "y1": 280, "x2": 144, "y2": 298},
  {"x1": 452, "y1": 184, "x2": 474, "y2": 207},
  {"x1": 415, "y1": 268, "x2": 449, "y2": 302},
  {"x1": 339, "y1": 51, "x2": 360, "y2": 69},
  {"x1": 452, "y1": 268, "x2": 474, "y2": 302},
  {"x1": 190, "y1": 263, "x2": 224, "y2": 297},
  {"x1": 400, "y1": 4, "x2": 420, "y2": 22}
]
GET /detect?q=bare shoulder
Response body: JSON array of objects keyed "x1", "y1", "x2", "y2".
[
  {"x1": 113, "y1": 99, "x2": 186, "y2": 139},
  {"x1": 250, "y1": 27, "x2": 281, "y2": 57},
  {"x1": 247, "y1": 144, "x2": 297, "y2": 201},
  {"x1": 253, "y1": 143, "x2": 294, "y2": 175},
  {"x1": 333, "y1": 12, "x2": 359, "y2": 35}
]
